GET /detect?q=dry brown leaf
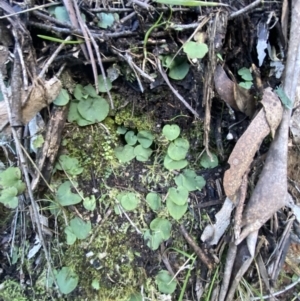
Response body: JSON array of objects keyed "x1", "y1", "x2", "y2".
[
  {"x1": 214, "y1": 64, "x2": 238, "y2": 110},
  {"x1": 233, "y1": 83, "x2": 256, "y2": 117},
  {"x1": 0, "y1": 77, "x2": 61, "y2": 130},
  {"x1": 224, "y1": 88, "x2": 283, "y2": 201},
  {"x1": 214, "y1": 64, "x2": 256, "y2": 117}
]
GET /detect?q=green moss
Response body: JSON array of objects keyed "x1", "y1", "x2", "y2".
[
  {"x1": 60, "y1": 215, "x2": 148, "y2": 300},
  {"x1": 62, "y1": 120, "x2": 119, "y2": 180},
  {"x1": 0, "y1": 280, "x2": 27, "y2": 301},
  {"x1": 114, "y1": 106, "x2": 155, "y2": 132}
]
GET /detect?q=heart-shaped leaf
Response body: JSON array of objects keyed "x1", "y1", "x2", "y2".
[
  {"x1": 183, "y1": 41, "x2": 208, "y2": 59},
  {"x1": 175, "y1": 169, "x2": 206, "y2": 191},
  {"x1": 150, "y1": 218, "x2": 172, "y2": 239},
  {"x1": 155, "y1": 270, "x2": 177, "y2": 294},
  {"x1": 167, "y1": 138, "x2": 189, "y2": 161},
  {"x1": 167, "y1": 186, "x2": 189, "y2": 205},
  {"x1": 200, "y1": 152, "x2": 219, "y2": 168},
  {"x1": 162, "y1": 124, "x2": 180, "y2": 141},
  {"x1": 146, "y1": 192, "x2": 161, "y2": 211},
  {"x1": 77, "y1": 96, "x2": 109, "y2": 123},
  {"x1": 114, "y1": 145, "x2": 135, "y2": 163},
  {"x1": 0, "y1": 187, "x2": 18, "y2": 209},
  {"x1": 125, "y1": 131, "x2": 137, "y2": 145},
  {"x1": 56, "y1": 267, "x2": 78, "y2": 294},
  {"x1": 134, "y1": 145, "x2": 152, "y2": 162},
  {"x1": 137, "y1": 131, "x2": 154, "y2": 148},
  {"x1": 164, "y1": 155, "x2": 188, "y2": 170},
  {"x1": 98, "y1": 75, "x2": 112, "y2": 92},
  {"x1": 56, "y1": 181, "x2": 82, "y2": 206},
  {"x1": 70, "y1": 217, "x2": 91, "y2": 239},
  {"x1": 53, "y1": 88, "x2": 70, "y2": 106},
  {"x1": 166, "y1": 198, "x2": 188, "y2": 220},
  {"x1": 118, "y1": 192, "x2": 140, "y2": 211}
]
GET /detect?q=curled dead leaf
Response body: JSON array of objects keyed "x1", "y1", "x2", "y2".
[
  {"x1": 214, "y1": 64, "x2": 238, "y2": 110},
  {"x1": 0, "y1": 77, "x2": 62, "y2": 130},
  {"x1": 214, "y1": 64, "x2": 256, "y2": 117}
]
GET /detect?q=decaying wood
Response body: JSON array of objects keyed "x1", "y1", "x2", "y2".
[{"x1": 31, "y1": 104, "x2": 69, "y2": 192}]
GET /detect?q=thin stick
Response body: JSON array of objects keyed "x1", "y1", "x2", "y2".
[
  {"x1": 250, "y1": 276, "x2": 300, "y2": 300},
  {"x1": 72, "y1": 0, "x2": 99, "y2": 93},
  {"x1": 179, "y1": 224, "x2": 213, "y2": 269},
  {"x1": 11, "y1": 29, "x2": 28, "y2": 90},
  {"x1": 0, "y1": 2, "x2": 59, "y2": 20},
  {"x1": 229, "y1": 0, "x2": 263, "y2": 19},
  {"x1": 38, "y1": 36, "x2": 71, "y2": 79},
  {"x1": 84, "y1": 23, "x2": 114, "y2": 109}
]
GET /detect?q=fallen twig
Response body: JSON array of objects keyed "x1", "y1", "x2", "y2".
[
  {"x1": 229, "y1": 0, "x2": 263, "y2": 20},
  {"x1": 38, "y1": 36, "x2": 72, "y2": 79},
  {"x1": 179, "y1": 224, "x2": 213, "y2": 270}
]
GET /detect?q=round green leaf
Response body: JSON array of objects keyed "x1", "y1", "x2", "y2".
[
  {"x1": 56, "y1": 267, "x2": 79, "y2": 295},
  {"x1": 74, "y1": 84, "x2": 85, "y2": 101},
  {"x1": 127, "y1": 293, "x2": 143, "y2": 301},
  {"x1": 67, "y1": 101, "x2": 94, "y2": 126},
  {"x1": 84, "y1": 84, "x2": 98, "y2": 97},
  {"x1": 134, "y1": 145, "x2": 152, "y2": 162},
  {"x1": 117, "y1": 126, "x2": 128, "y2": 134},
  {"x1": 97, "y1": 12, "x2": 115, "y2": 29},
  {"x1": 92, "y1": 279, "x2": 100, "y2": 290},
  {"x1": 144, "y1": 229, "x2": 163, "y2": 251},
  {"x1": 64, "y1": 226, "x2": 77, "y2": 245},
  {"x1": 125, "y1": 131, "x2": 137, "y2": 145},
  {"x1": 183, "y1": 41, "x2": 208, "y2": 59},
  {"x1": 0, "y1": 187, "x2": 18, "y2": 209},
  {"x1": 83, "y1": 195, "x2": 96, "y2": 211},
  {"x1": 174, "y1": 169, "x2": 206, "y2": 191},
  {"x1": 70, "y1": 217, "x2": 91, "y2": 239},
  {"x1": 0, "y1": 167, "x2": 25, "y2": 194},
  {"x1": 146, "y1": 192, "x2": 161, "y2": 211},
  {"x1": 98, "y1": 75, "x2": 112, "y2": 93},
  {"x1": 56, "y1": 155, "x2": 83, "y2": 176},
  {"x1": 54, "y1": 6, "x2": 70, "y2": 23},
  {"x1": 77, "y1": 96, "x2": 109, "y2": 123},
  {"x1": 67, "y1": 101, "x2": 80, "y2": 122},
  {"x1": 168, "y1": 61, "x2": 189, "y2": 80},
  {"x1": 54, "y1": 88, "x2": 70, "y2": 106},
  {"x1": 164, "y1": 154, "x2": 188, "y2": 171},
  {"x1": 238, "y1": 67, "x2": 253, "y2": 81},
  {"x1": 155, "y1": 270, "x2": 177, "y2": 294},
  {"x1": 239, "y1": 81, "x2": 252, "y2": 89},
  {"x1": 120, "y1": 192, "x2": 140, "y2": 211},
  {"x1": 162, "y1": 124, "x2": 180, "y2": 141},
  {"x1": 137, "y1": 131, "x2": 154, "y2": 148},
  {"x1": 56, "y1": 181, "x2": 82, "y2": 206},
  {"x1": 167, "y1": 186, "x2": 189, "y2": 205},
  {"x1": 114, "y1": 145, "x2": 135, "y2": 163},
  {"x1": 167, "y1": 138, "x2": 189, "y2": 161},
  {"x1": 166, "y1": 198, "x2": 188, "y2": 220},
  {"x1": 150, "y1": 218, "x2": 172, "y2": 239},
  {"x1": 200, "y1": 152, "x2": 219, "y2": 168}
]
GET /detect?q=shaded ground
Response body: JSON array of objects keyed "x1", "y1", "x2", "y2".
[{"x1": 0, "y1": 0, "x2": 300, "y2": 300}]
